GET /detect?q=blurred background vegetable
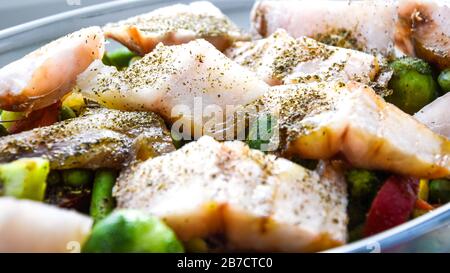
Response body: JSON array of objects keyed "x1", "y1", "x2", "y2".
[
  {"x1": 429, "y1": 179, "x2": 450, "y2": 204},
  {"x1": 386, "y1": 57, "x2": 438, "y2": 114},
  {"x1": 102, "y1": 47, "x2": 138, "y2": 70},
  {"x1": 437, "y1": 69, "x2": 450, "y2": 93},
  {"x1": 62, "y1": 169, "x2": 94, "y2": 187},
  {"x1": 0, "y1": 157, "x2": 49, "y2": 201},
  {"x1": 82, "y1": 210, "x2": 184, "y2": 253}
]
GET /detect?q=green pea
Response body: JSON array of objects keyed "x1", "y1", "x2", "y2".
[
  {"x1": 429, "y1": 179, "x2": 450, "y2": 204},
  {"x1": 438, "y1": 69, "x2": 450, "y2": 93},
  {"x1": 82, "y1": 210, "x2": 184, "y2": 253},
  {"x1": 90, "y1": 169, "x2": 118, "y2": 223},
  {"x1": 58, "y1": 106, "x2": 77, "y2": 121},
  {"x1": 62, "y1": 169, "x2": 93, "y2": 187}
]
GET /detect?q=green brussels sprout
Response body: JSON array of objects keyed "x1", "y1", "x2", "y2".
[
  {"x1": 429, "y1": 179, "x2": 450, "y2": 204},
  {"x1": 58, "y1": 105, "x2": 77, "y2": 121},
  {"x1": 82, "y1": 210, "x2": 184, "y2": 253},
  {"x1": 0, "y1": 157, "x2": 49, "y2": 201},
  {"x1": 438, "y1": 68, "x2": 450, "y2": 93},
  {"x1": 387, "y1": 57, "x2": 438, "y2": 114},
  {"x1": 346, "y1": 169, "x2": 382, "y2": 200},
  {"x1": 62, "y1": 169, "x2": 94, "y2": 187},
  {"x1": 102, "y1": 47, "x2": 138, "y2": 70}
]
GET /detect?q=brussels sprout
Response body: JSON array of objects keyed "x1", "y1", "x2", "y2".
[
  {"x1": 437, "y1": 69, "x2": 450, "y2": 93},
  {"x1": 346, "y1": 169, "x2": 382, "y2": 200},
  {"x1": 387, "y1": 57, "x2": 438, "y2": 114},
  {"x1": 58, "y1": 106, "x2": 77, "y2": 121},
  {"x1": 0, "y1": 157, "x2": 49, "y2": 201},
  {"x1": 102, "y1": 47, "x2": 138, "y2": 70},
  {"x1": 82, "y1": 210, "x2": 184, "y2": 253},
  {"x1": 429, "y1": 179, "x2": 450, "y2": 204}
]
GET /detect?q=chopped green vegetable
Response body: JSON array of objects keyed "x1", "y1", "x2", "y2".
[
  {"x1": 247, "y1": 113, "x2": 276, "y2": 151},
  {"x1": 90, "y1": 169, "x2": 118, "y2": 222},
  {"x1": 58, "y1": 105, "x2": 77, "y2": 121},
  {"x1": 62, "y1": 169, "x2": 94, "y2": 187},
  {"x1": 46, "y1": 170, "x2": 61, "y2": 186},
  {"x1": 82, "y1": 210, "x2": 184, "y2": 253},
  {"x1": 429, "y1": 179, "x2": 450, "y2": 204},
  {"x1": 346, "y1": 169, "x2": 382, "y2": 200},
  {"x1": 0, "y1": 124, "x2": 7, "y2": 137},
  {"x1": 102, "y1": 47, "x2": 138, "y2": 70},
  {"x1": 0, "y1": 111, "x2": 25, "y2": 130},
  {"x1": 387, "y1": 57, "x2": 438, "y2": 114},
  {"x1": 438, "y1": 68, "x2": 450, "y2": 93},
  {"x1": 0, "y1": 157, "x2": 49, "y2": 201},
  {"x1": 129, "y1": 56, "x2": 142, "y2": 66}
]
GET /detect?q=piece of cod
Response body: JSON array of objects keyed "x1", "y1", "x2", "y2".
[
  {"x1": 104, "y1": 1, "x2": 249, "y2": 54},
  {"x1": 226, "y1": 29, "x2": 391, "y2": 89},
  {"x1": 114, "y1": 136, "x2": 348, "y2": 252},
  {"x1": 244, "y1": 81, "x2": 450, "y2": 179},
  {"x1": 77, "y1": 39, "x2": 269, "y2": 139},
  {"x1": 251, "y1": 0, "x2": 397, "y2": 56}
]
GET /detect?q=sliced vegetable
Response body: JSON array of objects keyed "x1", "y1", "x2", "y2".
[
  {"x1": 90, "y1": 169, "x2": 118, "y2": 222},
  {"x1": 418, "y1": 179, "x2": 429, "y2": 201},
  {"x1": 82, "y1": 210, "x2": 184, "y2": 253},
  {"x1": 102, "y1": 47, "x2": 138, "y2": 70},
  {"x1": 387, "y1": 57, "x2": 438, "y2": 114},
  {"x1": 438, "y1": 69, "x2": 450, "y2": 93},
  {"x1": 247, "y1": 113, "x2": 276, "y2": 151},
  {"x1": 0, "y1": 157, "x2": 50, "y2": 201},
  {"x1": 62, "y1": 92, "x2": 85, "y2": 115},
  {"x1": 58, "y1": 105, "x2": 77, "y2": 121},
  {"x1": 62, "y1": 169, "x2": 94, "y2": 187},
  {"x1": 364, "y1": 176, "x2": 419, "y2": 237},
  {"x1": 429, "y1": 179, "x2": 450, "y2": 204},
  {"x1": 0, "y1": 110, "x2": 25, "y2": 130}
]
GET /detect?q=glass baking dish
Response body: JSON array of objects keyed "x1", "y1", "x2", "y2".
[{"x1": 0, "y1": 0, "x2": 449, "y2": 253}]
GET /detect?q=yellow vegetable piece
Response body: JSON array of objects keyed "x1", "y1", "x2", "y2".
[
  {"x1": 0, "y1": 111, "x2": 25, "y2": 130},
  {"x1": 418, "y1": 179, "x2": 429, "y2": 201},
  {"x1": 62, "y1": 91, "x2": 85, "y2": 114}
]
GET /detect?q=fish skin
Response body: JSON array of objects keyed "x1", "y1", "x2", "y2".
[
  {"x1": 0, "y1": 27, "x2": 104, "y2": 112},
  {"x1": 103, "y1": 1, "x2": 249, "y2": 55},
  {"x1": 246, "y1": 81, "x2": 450, "y2": 179},
  {"x1": 114, "y1": 136, "x2": 348, "y2": 252},
  {"x1": 251, "y1": 0, "x2": 398, "y2": 56},
  {"x1": 0, "y1": 108, "x2": 174, "y2": 169}
]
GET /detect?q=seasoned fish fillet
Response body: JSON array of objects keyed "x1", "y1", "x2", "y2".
[
  {"x1": 397, "y1": 0, "x2": 450, "y2": 69},
  {"x1": 415, "y1": 93, "x2": 450, "y2": 139},
  {"x1": 114, "y1": 136, "x2": 348, "y2": 252},
  {"x1": 251, "y1": 0, "x2": 397, "y2": 56},
  {"x1": 0, "y1": 108, "x2": 174, "y2": 169},
  {"x1": 0, "y1": 197, "x2": 92, "y2": 253},
  {"x1": 0, "y1": 27, "x2": 104, "y2": 112},
  {"x1": 246, "y1": 81, "x2": 450, "y2": 179},
  {"x1": 104, "y1": 1, "x2": 249, "y2": 54},
  {"x1": 77, "y1": 39, "x2": 269, "y2": 138},
  {"x1": 226, "y1": 29, "x2": 390, "y2": 88}
]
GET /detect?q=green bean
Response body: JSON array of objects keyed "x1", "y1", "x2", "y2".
[
  {"x1": 58, "y1": 105, "x2": 77, "y2": 121},
  {"x1": 429, "y1": 179, "x2": 450, "y2": 204},
  {"x1": 90, "y1": 169, "x2": 118, "y2": 222},
  {"x1": 438, "y1": 68, "x2": 450, "y2": 93},
  {"x1": 0, "y1": 157, "x2": 49, "y2": 201},
  {"x1": 82, "y1": 210, "x2": 184, "y2": 253},
  {"x1": 387, "y1": 57, "x2": 438, "y2": 114},
  {"x1": 62, "y1": 169, "x2": 94, "y2": 187}
]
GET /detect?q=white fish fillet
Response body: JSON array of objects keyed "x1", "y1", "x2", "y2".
[
  {"x1": 415, "y1": 93, "x2": 450, "y2": 139},
  {"x1": 226, "y1": 29, "x2": 388, "y2": 87},
  {"x1": 251, "y1": 0, "x2": 397, "y2": 56},
  {"x1": 77, "y1": 39, "x2": 269, "y2": 137},
  {"x1": 397, "y1": 0, "x2": 450, "y2": 69},
  {"x1": 114, "y1": 136, "x2": 348, "y2": 252},
  {"x1": 248, "y1": 81, "x2": 450, "y2": 178},
  {"x1": 104, "y1": 1, "x2": 249, "y2": 54},
  {"x1": 0, "y1": 197, "x2": 92, "y2": 253},
  {"x1": 0, "y1": 27, "x2": 104, "y2": 112}
]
